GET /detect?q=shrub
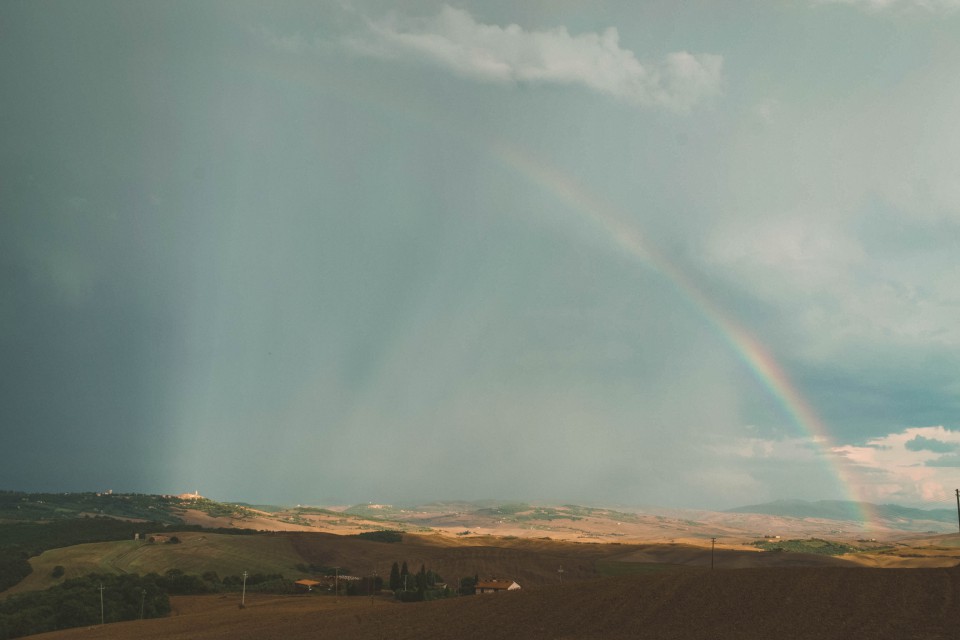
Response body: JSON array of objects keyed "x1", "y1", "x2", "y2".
[{"x1": 354, "y1": 530, "x2": 403, "y2": 543}]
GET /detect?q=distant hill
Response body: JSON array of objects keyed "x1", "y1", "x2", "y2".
[
  {"x1": 726, "y1": 499, "x2": 957, "y2": 525},
  {"x1": 0, "y1": 491, "x2": 185, "y2": 524},
  {"x1": 5, "y1": 490, "x2": 960, "y2": 544}
]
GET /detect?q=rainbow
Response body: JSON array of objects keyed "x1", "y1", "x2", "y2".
[
  {"x1": 493, "y1": 140, "x2": 879, "y2": 528},
  {"x1": 233, "y1": 51, "x2": 878, "y2": 527}
]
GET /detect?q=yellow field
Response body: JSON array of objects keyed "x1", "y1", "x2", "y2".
[{"x1": 7, "y1": 532, "x2": 305, "y2": 595}]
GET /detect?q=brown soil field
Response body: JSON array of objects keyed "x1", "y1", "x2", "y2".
[
  {"x1": 282, "y1": 531, "x2": 865, "y2": 587},
  {"x1": 29, "y1": 564, "x2": 960, "y2": 640}
]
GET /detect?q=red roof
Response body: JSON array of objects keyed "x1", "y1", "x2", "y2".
[{"x1": 295, "y1": 579, "x2": 321, "y2": 587}]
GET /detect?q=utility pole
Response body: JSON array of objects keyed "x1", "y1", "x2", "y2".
[
  {"x1": 335, "y1": 567, "x2": 340, "y2": 601},
  {"x1": 240, "y1": 571, "x2": 248, "y2": 609},
  {"x1": 711, "y1": 538, "x2": 717, "y2": 569},
  {"x1": 99, "y1": 583, "x2": 105, "y2": 625},
  {"x1": 955, "y1": 489, "x2": 959, "y2": 534},
  {"x1": 140, "y1": 588, "x2": 146, "y2": 620}
]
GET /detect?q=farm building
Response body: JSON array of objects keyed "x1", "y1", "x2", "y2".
[
  {"x1": 476, "y1": 580, "x2": 521, "y2": 594},
  {"x1": 294, "y1": 579, "x2": 321, "y2": 591}
]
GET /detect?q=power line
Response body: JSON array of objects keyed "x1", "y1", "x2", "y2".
[{"x1": 240, "y1": 571, "x2": 248, "y2": 609}]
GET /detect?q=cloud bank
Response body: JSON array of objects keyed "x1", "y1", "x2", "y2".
[
  {"x1": 815, "y1": 0, "x2": 960, "y2": 11},
  {"x1": 834, "y1": 426, "x2": 960, "y2": 503},
  {"x1": 345, "y1": 5, "x2": 722, "y2": 111}
]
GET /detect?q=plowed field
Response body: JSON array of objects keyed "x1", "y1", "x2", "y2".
[{"x1": 29, "y1": 564, "x2": 960, "y2": 640}]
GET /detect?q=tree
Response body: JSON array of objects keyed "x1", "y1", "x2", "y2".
[
  {"x1": 389, "y1": 562, "x2": 400, "y2": 591},
  {"x1": 416, "y1": 564, "x2": 426, "y2": 596},
  {"x1": 459, "y1": 574, "x2": 478, "y2": 595},
  {"x1": 400, "y1": 561, "x2": 409, "y2": 590}
]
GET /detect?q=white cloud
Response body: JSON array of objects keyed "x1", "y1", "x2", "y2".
[
  {"x1": 705, "y1": 435, "x2": 848, "y2": 504},
  {"x1": 703, "y1": 56, "x2": 960, "y2": 358},
  {"x1": 258, "y1": 29, "x2": 313, "y2": 54},
  {"x1": 815, "y1": 0, "x2": 960, "y2": 11},
  {"x1": 707, "y1": 214, "x2": 865, "y2": 296},
  {"x1": 705, "y1": 206, "x2": 960, "y2": 360},
  {"x1": 712, "y1": 435, "x2": 818, "y2": 462},
  {"x1": 344, "y1": 5, "x2": 722, "y2": 111},
  {"x1": 834, "y1": 426, "x2": 960, "y2": 504},
  {"x1": 752, "y1": 98, "x2": 780, "y2": 125},
  {"x1": 711, "y1": 429, "x2": 960, "y2": 506}
]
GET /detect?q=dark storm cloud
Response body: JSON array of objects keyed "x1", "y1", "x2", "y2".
[
  {"x1": 905, "y1": 435, "x2": 957, "y2": 454},
  {"x1": 0, "y1": 1, "x2": 225, "y2": 491}
]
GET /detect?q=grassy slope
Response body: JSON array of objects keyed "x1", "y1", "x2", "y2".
[{"x1": 6, "y1": 532, "x2": 305, "y2": 595}]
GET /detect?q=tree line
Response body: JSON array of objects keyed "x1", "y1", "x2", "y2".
[
  {"x1": 387, "y1": 561, "x2": 478, "y2": 601},
  {"x1": 0, "y1": 572, "x2": 169, "y2": 640},
  {"x1": 0, "y1": 567, "x2": 302, "y2": 640}
]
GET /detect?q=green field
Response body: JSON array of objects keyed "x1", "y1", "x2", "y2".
[
  {"x1": 752, "y1": 538, "x2": 861, "y2": 555},
  {"x1": 8, "y1": 532, "x2": 306, "y2": 595}
]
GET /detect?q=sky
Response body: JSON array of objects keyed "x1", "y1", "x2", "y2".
[{"x1": 2, "y1": 0, "x2": 960, "y2": 510}]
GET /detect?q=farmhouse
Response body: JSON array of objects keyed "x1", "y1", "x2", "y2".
[
  {"x1": 294, "y1": 579, "x2": 321, "y2": 592},
  {"x1": 476, "y1": 580, "x2": 521, "y2": 594}
]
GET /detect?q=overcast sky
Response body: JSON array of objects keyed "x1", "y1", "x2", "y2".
[{"x1": 2, "y1": 0, "x2": 960, "y2": 509}]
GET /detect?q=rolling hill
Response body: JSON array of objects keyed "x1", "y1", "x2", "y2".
[
  {"x1": 727, "y1": 499, "x2": 958, "y2": 526},
  {"x1": 8, "y1": 528, "x2": 879, "y2": 600},
  {"x1": 5, "y1": 491, "x2": 960, "y2": 639}
]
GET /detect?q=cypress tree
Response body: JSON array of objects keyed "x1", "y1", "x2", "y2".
[
  {"x1": 400, "y1": 561, "x2": 409, "y2": 590},
  {"x1": 417, "y1": 563, "x2": 427, "y2": 594},
  {"x1": 389, "y1": 562, "x2": 401, "y2": 591}
]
